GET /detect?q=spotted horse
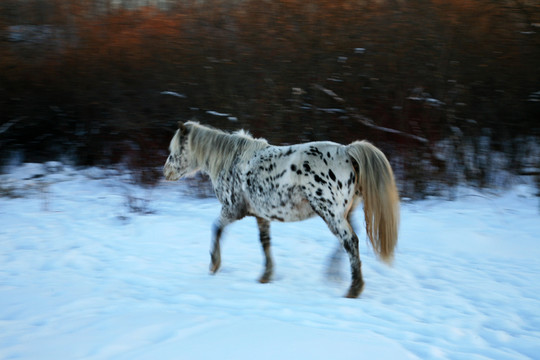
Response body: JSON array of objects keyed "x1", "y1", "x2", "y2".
[{"x1": 164, "y1": 121, "x2": 400, "y2": 298}]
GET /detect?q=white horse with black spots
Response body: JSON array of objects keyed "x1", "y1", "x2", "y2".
[{"x1": 164, "y1": 121, "x2": 399, "y2": 298}]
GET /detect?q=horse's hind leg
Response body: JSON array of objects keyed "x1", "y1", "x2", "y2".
[
  {"x1": 326, "y1": 212, "x2": 359, "y2": 281},
  {"x1": 327, "y1": 218, "x2": 364, "y2": 298},
  {"x1": 326, "y1": 244, "x2": 344, "y2": 280},
  {"x1": 256, "y1": 217, "x2": 274, "y2": 283},
  {"x1": 343, "y1": 233, "x2": 364, "y2": 298}
]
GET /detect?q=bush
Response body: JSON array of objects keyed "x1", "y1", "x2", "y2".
[{"x1": 1, "y1": 0, "x2": 539, "y2": 196}]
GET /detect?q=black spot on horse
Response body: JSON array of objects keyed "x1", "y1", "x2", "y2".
[
  {"x1": 314, "y1": 174, "x2": 327, "y2": 185},
  {"x1": 285, "y1": 147, "x2": 294, "y2": 156},
  {"x1": 306, "y1": 146, "x2": 323, "y2": 158},
  {"x1": 303, "y1": 162, "x2": 311, "y2": 173},
  {"x1": 328, "y1": 169, "x2": 336, "y2": 182},
  {"x1": 275, "y1": 170, "x2": 287, "y2": 179},
  {"x1": 347, "y1": 172, "x2": 355, "y2": 187},
  {"x1": 338, "y1": 180, "x2": 343, "y2": 189},
  {"x1": 316, "y1": 188, "x2": 323, "y2": 196},
  {"x1": 290, "y1": 164, "x2": 297, "y2": 172}
]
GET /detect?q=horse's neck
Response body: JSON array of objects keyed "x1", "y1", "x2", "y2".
[{"x1": 192, "y1": 130, "x2": 242, "y2": 179}]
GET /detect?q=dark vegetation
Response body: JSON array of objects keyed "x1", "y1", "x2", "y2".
[{"x1": 1, "y1": 0, "x2": 539, "y2": 198}]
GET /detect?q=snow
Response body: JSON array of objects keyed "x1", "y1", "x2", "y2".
[
  {"x1": 206, "y1": 110, "x2": 230, "y2": 117},
  {"x1": 204, "y1": 110, "x2": 238, "y2": 122},
  {"x1": 160, "y1": 91, "x2": 186, "y2": 99},
  {"x1": 1, "y1": 163, "x2": 539, "y2": 360}
]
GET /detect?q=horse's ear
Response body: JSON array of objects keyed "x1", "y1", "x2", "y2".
[{"x1": 178, "y1": 121, "x2": 187, "y2": 135}]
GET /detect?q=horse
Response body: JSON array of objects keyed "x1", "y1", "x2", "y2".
[{"x1": 164, "y1": 121, "x2": 399, "y2": 298}]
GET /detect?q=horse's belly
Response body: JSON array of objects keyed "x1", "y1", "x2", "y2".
[{"x1": 246, "y1": 185, "x2": 316, "y2": 222}]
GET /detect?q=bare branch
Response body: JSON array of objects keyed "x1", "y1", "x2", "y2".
[{"x1": 313, "y1": 84, "x2": 429, "y2": 144}]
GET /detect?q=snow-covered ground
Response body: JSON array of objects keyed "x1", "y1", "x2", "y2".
[{"x1": 1, "y1": 163, "x2": 539, "y2": 360}]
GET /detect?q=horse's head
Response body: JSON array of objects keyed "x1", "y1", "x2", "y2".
[{"x1": 163, "y1": 122, "x2": 195, "y2": 181}]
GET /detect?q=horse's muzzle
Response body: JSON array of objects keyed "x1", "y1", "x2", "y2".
[{"x1": 163, "y1": 163, "x2": 180, "y2": 181}]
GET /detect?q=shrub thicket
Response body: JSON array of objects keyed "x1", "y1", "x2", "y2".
[{"x1": 1, "y1": 0, "x2": 538, "y2": 196}]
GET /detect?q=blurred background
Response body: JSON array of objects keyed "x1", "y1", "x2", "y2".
[{"x1": 1, "y1": 0, "x2": 538, "y2": 199}]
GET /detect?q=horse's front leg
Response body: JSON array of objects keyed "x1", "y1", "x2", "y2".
[
  {"x1": 210, "y1": 213, "x2": 234, "y2": 274},
  {"x1": 210, "y1": 221, "x2": 223, "y2": 273},
  {"x1": 256, "y1": 217, "x2": 273, "y2": 283}
]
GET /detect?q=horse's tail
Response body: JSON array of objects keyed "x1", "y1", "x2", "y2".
[{"x1": 346, "y1": 141, "x2": 399, "y2": 264}]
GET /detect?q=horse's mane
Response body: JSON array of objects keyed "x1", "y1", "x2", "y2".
[{"x1": 185, "y1": 121, "x2": 269, "y2": 179}]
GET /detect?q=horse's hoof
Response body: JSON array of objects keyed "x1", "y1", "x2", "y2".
[
  {"x1": 345, "y1": 282, "x2": 365, "y2": 298},
  {"x1": 210, "y1": 261, "x2": 221, "y2": 274},
  {"x1": 259, "y1": 270, "x2": 272, "y2": 284},
  {"x1": 210, "y1": 252, "x2": 221, "y2": 274}
]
